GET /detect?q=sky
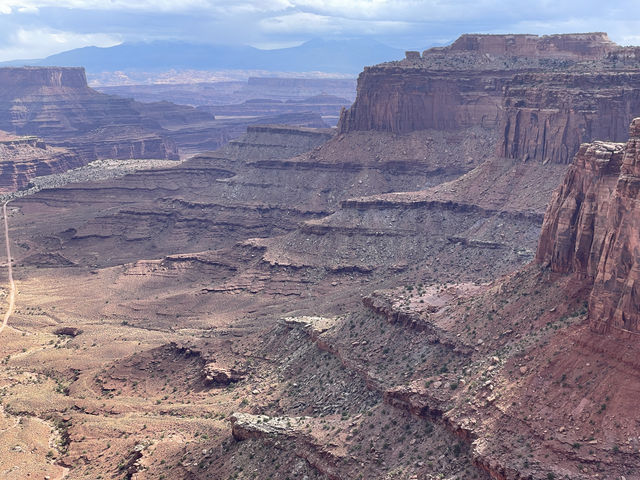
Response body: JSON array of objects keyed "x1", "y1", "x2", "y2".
[{"x1": 0, "y1": 0, "x2": 639, "y2": 61}]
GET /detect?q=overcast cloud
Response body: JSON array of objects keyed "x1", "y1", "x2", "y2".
[{"x1": 0, "y1": 0, "x2": 638, "y2": 61}]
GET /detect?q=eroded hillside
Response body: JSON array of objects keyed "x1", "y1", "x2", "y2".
[{"x1": 0, "y1": 33, "x2": 639, "y2": 480}]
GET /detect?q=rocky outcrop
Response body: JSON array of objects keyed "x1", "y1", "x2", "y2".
[
  {"x1": 0, "y1": 66, "x2": 88, "y2": 88},
  {"x1": 444, "y1": 33, "x2": 616, "y2": 59},
  {"x1": 339, "y1": 33, "x2": 640, "y2": 166},
  {"x1": 363, "y1": 290, "x2": 474, "y2": 354},
  {"x1": 203, "y1": 363, "x2": 246, "y2": 384},
  {"x1": 0, "y1": 134, "x2": 82, "y2": 191},
  {"x1": 536, "y1": 118, "x2": 640, "y2": 335},
  {"x1": 53, "y1": 326, "x2": 83, "y2": 337},
  {"x1": 54, "y1": 125, "x2": 178, "y2": 162},
  {"x1": 229, "y1": 413, "x2": 345, "y2": 480},
  {"x1": 500, "y1": 72, "x2": 640, "y2": 164},
  {"x1": 230, "y1": 413, "x2": 308, "y2": 441},
  {"x1": 221, "y1": 124, "x2": 334, "y2": 161},
  {"x1": 535, "y1": 141, "x2": 624, "y2": 275}
]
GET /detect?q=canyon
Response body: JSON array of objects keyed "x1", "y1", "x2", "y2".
[
  {"x1": 97, "y1": 77, "x2": 356, "y2": 107},
  {"x1": 0, "y1": 32, "x2": 639, "y2": 480},
  {"x1": 0, "y1": 67, "x2": 179, "y2": 160},
  {"x1": 0, "y1": 67, "x2": 340, "y2": 189}
]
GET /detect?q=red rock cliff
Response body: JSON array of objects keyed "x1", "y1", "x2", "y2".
[
  {"x1": 0, "y1": 66, "x2": 88, "y2": 88},
  {"x1": 589, "y1": 119, "x2": 640, "y2": 334},
  {"x1": 338, "y1": 67, "x2": 506, "y2": 133},
  {"x1": 536, "y1": 118, "x2": 640, "y2": 335},
  {"x1": 535, "y1": 140, "x2": 624, "y2": 275},
  {"x1": 0, "y1": 133, "x2": 83, "y2": 192},
  {"x1": 339, "y1": 33, "x2": 640, "y2": 166},
  {"x1": 500, "y1": 72, "x2": 640, "y2": 164}
]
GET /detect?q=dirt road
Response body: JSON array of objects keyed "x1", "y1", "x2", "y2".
[{"x1": 0, "y1": 202, "x2": 15, "y2": 335}]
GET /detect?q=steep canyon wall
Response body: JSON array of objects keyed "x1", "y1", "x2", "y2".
[
  {"x1": 340, "y1": 33, "x2": 640, "y2": 165},
  {"x1": 537, "y1": 118, "x2": 640, "y2": 335}
]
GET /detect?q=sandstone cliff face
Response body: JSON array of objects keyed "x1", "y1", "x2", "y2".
[
  {"x1": 221, "y1": 125, "x2": 334, "y2": 161},
  {"x1": 339, "y1": 33, "x2": 640, "y2": 166},
  {"x1": 589, "y1": 120, "x2": 640, "y2": 334},
  {"x1": 0, "y1": 134, "x2": 82, "y2": 192},
  {"x1": 537, "y1": 118, "x2": 640, "y2": 335},
  {"x1": 338, "y1": 68, "x2": 507, "y2": 134},
  {"x1": 0, "y1": 67, "x2": 142, "y2": 136},
  {"x1": 535, "y1": 141, "x2": 623, "y2": 276},
  {"x1": 0, "y1": 66, "x2": 88, "y2": 88},
  {"x1": 500, "y1": 72, "x2": 640, "y2": 164},
  {"x1": 55, "y1": 126, "x2": 178, "y2": 162},
  {"x1": 0, "y1": 67, "x2": 185, "y2": 162}
]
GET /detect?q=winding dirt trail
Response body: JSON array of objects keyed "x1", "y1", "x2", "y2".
[
  {"x1": 0, "y1": 203, "x2": 68, "y2": 479},
  {"x1": 0, "y1": 202, "x2": 14, "y2": 336}
]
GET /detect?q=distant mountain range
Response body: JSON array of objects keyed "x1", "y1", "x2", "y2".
[{"x1": 1, "y1": 38, "x2": 406, "y2": 75}]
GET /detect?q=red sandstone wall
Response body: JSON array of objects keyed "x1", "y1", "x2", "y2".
[{"x1": 536, "y1": 118, "x2": 640, "y2": 335}]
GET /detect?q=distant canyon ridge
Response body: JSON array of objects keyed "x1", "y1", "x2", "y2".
[{"x1": 0, "y1": 67, "x2": 355, "y2": 191}]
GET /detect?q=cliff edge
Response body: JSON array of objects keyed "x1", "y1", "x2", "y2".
[
  {"x1": 537, "y1": 118, "x2": 640, "y2": 335},
  {"x1": 339, "y1": 33, "x2": 640, "y2": 165}
]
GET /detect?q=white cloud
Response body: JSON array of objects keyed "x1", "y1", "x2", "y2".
[
  {"x1": 0, "y1": 0, "x2": 522, "y2": 19},
  {"x1": 0, "y1": 0, "x2": 212, "y2": 13},
  {"x1": 214, "y1": 0, "x2": 293, "y2": 14},
  {"x1": 260, "y1": 11, "x2": 410, "y2": 35},
  {"x1": 0, "y1": 27, "x2": 120, "y2": 61},
  {"x1": 285, "y1": 0, "x2": 540, "y2": 22},
  {"x1": 17, "y1": 5, "x2": 38, "y2": 13},
  {"x1": 0, "y1": 0, "x2": 636, "y2": 22}
]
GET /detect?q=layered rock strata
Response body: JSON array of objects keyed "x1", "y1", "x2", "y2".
[
  {"x1": 221, "y1": 125, "x2": 334, "y2": 161},
  {"x1": 10, "y1": 125, "x2": 480, "y2": 271},
  {"x1": 0, "y1": 133, "x2": 81, "y2": 191},
  {"x1": 500, "y1": 72, "x2": 640, "y2": 163},
  {"x1": 444, "y1": 32, "x2": 617, "y2": 58},
  {"x1": 340, "y1": 33, "x2": 640, "y2": 165},
  {"x1": 338, "y1": 67, "x2": 509, "y2": 134},
  {"x1": 0, "y1": 67, "x2": 346, "y2": 167},
  {"x1": 537, "y1": 118, "x2": 640, "y2": 335},
  {"x1": 0, "y1": 66, "x2": 180, "y2": 162}
]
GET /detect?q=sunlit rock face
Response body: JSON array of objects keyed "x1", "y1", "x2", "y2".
[{"x1": 537, "y1": 118, "x2": 640, "y2": 336}]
